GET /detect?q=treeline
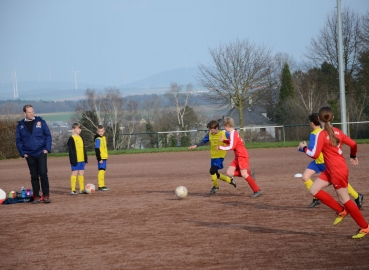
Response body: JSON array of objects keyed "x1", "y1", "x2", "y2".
[{"x1": 0, "y1": 100, "x2": 78, "y2": 114}]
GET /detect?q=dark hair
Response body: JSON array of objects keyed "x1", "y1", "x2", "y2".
[
  {"x1": 207, "y1": 120, "x2": 219, "y2": 129},
  {"x1": 318, "y1": 106, "x2": 340, "y2": 146},
  {"x1": 23, "y1": 104, "x2": 33, "y2": 112},
  {"x1": 308, "y1": 113, "x2": 320, "y2": 126},
  {"x1": 97, "y1": 125, "x2": 104, "y2": 130}
]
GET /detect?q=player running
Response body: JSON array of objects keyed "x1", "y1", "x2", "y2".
[
  {"x1": 299, "y1": 113, "x2": 364, "y2": 209},
  {"x1": 299, "y1": 106, "x2": 369, "y2": 239},
  {"x1": 188, "y1": 120, "x2": 236, "y2": 194},
  {"x1": 218, "y1": 117, "x2": 262, "y2": 198}
]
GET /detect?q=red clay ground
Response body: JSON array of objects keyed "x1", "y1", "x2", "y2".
[{"x1": 1, "y1": 145, "x2": 369, "y2": 269}]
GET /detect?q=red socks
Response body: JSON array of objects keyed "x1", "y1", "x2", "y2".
[
  {"x1": 314, "y1": 190, "x2": 344, "y2": 213},
  {"x1": 245, "y1": 175, "x2": 260, "y2": 193},
  {"x1": 344, "y1": 200, "x2": 368, "y2": 228}
]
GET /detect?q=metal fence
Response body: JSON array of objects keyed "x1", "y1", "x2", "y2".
[{"x1": 118, "y1": 121, "x2": 369, "y2": 150}]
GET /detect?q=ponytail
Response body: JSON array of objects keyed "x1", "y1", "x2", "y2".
[{"x1": 318, "y1": 106, "x2": 340, "y2": 147}]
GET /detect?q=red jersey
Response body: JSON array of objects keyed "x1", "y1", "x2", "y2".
[
  {"x1": 304, "y1": 127, "x2": 357, "y2": 175},
  {"x1": 218, "y1": 129, "x2": 248, "y2": 158}
]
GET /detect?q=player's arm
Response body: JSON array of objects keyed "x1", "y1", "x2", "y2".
[
  {"x1": 341, "y1": 133, "x2": 358, "y2": 165},
  {"x1": 95, "y1": 138, "x2": 102, "y2": 161},
  {"x1": 301, "y1": 131, "x2": 324, "y2": 159},
  {"x1": 188, "y1": 133, "x2": 209, "y2": 149},
  {"x1": 218, "y1": 131, "x2": 234, "y2": 151},
  {"x1": 299, "y1": 133, "x2": 315, "y2": 153},
  {"x1": 218, "y1": 132, "x2": 230, "y2": 145}
]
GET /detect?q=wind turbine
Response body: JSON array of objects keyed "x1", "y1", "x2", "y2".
[
  {"x1": 12, "y1": 69, "x2": 18, "y2": 98},
  {"x1": 71, "y1": 69, "x2": 80, "y2": 89}
]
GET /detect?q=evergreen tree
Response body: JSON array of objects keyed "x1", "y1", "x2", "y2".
[
  {"x1": 275, "y1": 63, "x2": 295, "y2": 124},
  {"x1": 145, "y1": 121, "x2": 157, "y2": 148},
  {"x1": 278, "y1": 63, "x2": 295, "y2": 102}
]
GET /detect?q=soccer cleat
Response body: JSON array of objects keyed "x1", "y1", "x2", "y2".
[
  {"x1": 352, "y1": 226, "x2": 369, "y2": 239},
  {"x1": 308, "y1": 198, "x2": 321, "y2": 208},
  {"x1": 355, "y1": 193, "x2": 364, "y2": 209},
  {"x1": 79, "y1": 190, "x2": 88, "y2": 194},
  {"x1": 98, "y1": 186, "x2": 110, "y2": 191},
  {"x1": 251, "y1": 190, "x2": 263, "y2": 198},
  {"x1": 333, "y1": 208, "x2": 348, "y2": 225},
  {"x1": 43, "y1": 195, "x2": 51, "y2": 203},
  {"x1": 40, "y1": 196, "x2": 44, "y2": 202},
  {"x1": 32, "y1": 196, "x2": 41, "y2": 204},
  {"x1": 230, "y1": 177, "x2": 237, "y2": 188},
  {"x1": 71, "y1": 191, "x2": 77, "y2": 195},
  {"x1": 251, "y1": 170, "x2": 256, "y2": 180},
  {"x1": 210, "y1": 186, "x2": 219, "y2": 194}
]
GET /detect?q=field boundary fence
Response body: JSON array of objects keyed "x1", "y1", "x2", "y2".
[{"x1": 118, "y1": 121, "x2": 369, "y2": 150}]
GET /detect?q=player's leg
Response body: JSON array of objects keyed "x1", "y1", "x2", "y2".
[
  {"x1": 70, "y1": 168, "x2": 78, "y2": 195},
  {"x1": 98, "y1": 160, "x2": 109, "y2": 191},
  {"x1": 310, "y1": 174, "x2": 346, "y2": 225},
  {"x1": 209, "y1": 165, "x2": 219, "y2": 194},
  {"x1": 347, "y1": 183, "x2": 364, "y2": 209},
  {"x1": 214, "y1": 158, "x2": 236, "y2": 188},
  {"x1": 78, "y1": 169, "x2": 86, "y2": 194},
  {"x1": 238, "y1": 157, "x2": 261, "y2": 197},
  {"x1": 335, "y1": 188, "x2": 369, "y2": 238},
  {"x1": 302, "y1": 163, "x2": 320, "y2": 208}
]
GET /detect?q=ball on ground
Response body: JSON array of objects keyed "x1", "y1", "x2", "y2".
[
  {"x1": 175, "y1": 186, "x2": 188, "y2": 199},
  {"x1": 85, "y1": 183, "x2": 96, "y2": 194}
]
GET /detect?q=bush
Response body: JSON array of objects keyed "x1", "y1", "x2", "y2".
[
  {"x1": 180, "y1": 135, "x2": 191, "y2": 147},
  {"x1": 0, "y1": 119, "x2": 18, "y2": 159}
]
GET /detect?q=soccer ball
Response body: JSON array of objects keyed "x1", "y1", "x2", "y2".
[
  {"x1": 85, "y1": 184, "x2": 96, "y2": 194},
  {"x1": 175, "y1": 186, "x2": 188, "y2": 199}
]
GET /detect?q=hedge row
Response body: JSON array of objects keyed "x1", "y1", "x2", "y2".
[{"x1": 0, "y1": 120, "x2": 18, "y2": 159}]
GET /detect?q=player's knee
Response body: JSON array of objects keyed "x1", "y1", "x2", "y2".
[
  {"x1": 309, "y1": 188, "x2": 317, "y2": 196},
  {"x1": 209, "y1": 167, "x2": 218, "y2": 175}
]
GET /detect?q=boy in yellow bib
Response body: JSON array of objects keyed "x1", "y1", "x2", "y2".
[
  {"x1": 67, "y1": 123, "x2": 88, "y2": 195},
  {"x1": 188, "y1": 120, "x2": 236, "y2": 194},
  {"x1": 94, "y1": 125, "x2": 110, "y2": 191}
]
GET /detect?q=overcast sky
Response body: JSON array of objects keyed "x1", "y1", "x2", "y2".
[{"x1": 0, "y1": 0, "x2": 368, "y2": 87}]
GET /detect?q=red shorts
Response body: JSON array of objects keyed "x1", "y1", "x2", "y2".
[
  {"x1": 319, "y1": 170, "x2": 348, "y2": 189},
  {"x1": 230, "y1": 156, "x2": 249, "y2": 173}
]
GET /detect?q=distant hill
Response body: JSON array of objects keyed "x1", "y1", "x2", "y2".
[
  {"x1": 0, "y1": 67, "x2": 203, "y2": 100},
  {"x1": 119, "y1": 67, "x2": 201, "y2": 94}
]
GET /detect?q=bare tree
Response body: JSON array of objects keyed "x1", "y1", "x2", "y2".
[
  {"x1": 198, "y1": 39, "x2": 273, "y2": 128},
  {"x1": 305, "y1": 8, "x2": 363, "y2": 91},
  {"x1": 74, "y1": 88, "x2": 125, "y2": 150},
  {"x1": 292, "y1": 69, "x2": 327, "y2": 114},
  {"x1": 101, "y1": 87, "x2": 125, "y2": 150},
  {"x1": 0, "y1": 102, "x2": 21, "y2": 119},
  {"x1": 142, "y1": 94, "x2": 161, "y2": 123},
  {"x1": 361, "y1": 11, "x2": 369, "y2": 50},
  {"x1": 165, "y1": 83, "x2": 193, "y2": 129}
]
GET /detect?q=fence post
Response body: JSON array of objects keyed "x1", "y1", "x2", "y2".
[{"x1": 157, "y1": 132, "x2": 160, "y2": 149}]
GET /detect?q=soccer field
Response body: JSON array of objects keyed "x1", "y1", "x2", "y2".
[{"x1": 0, "y1": 146, "x2": 369, "y2": 269}]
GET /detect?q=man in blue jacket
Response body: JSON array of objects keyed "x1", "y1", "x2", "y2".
[{"x1": 16, "y1": 104, "x2": 52, "y2": 204}]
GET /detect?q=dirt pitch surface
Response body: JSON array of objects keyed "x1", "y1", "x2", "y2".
[{"x1": 1, "y1": 145, "x2": 369, "y2": 270}]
